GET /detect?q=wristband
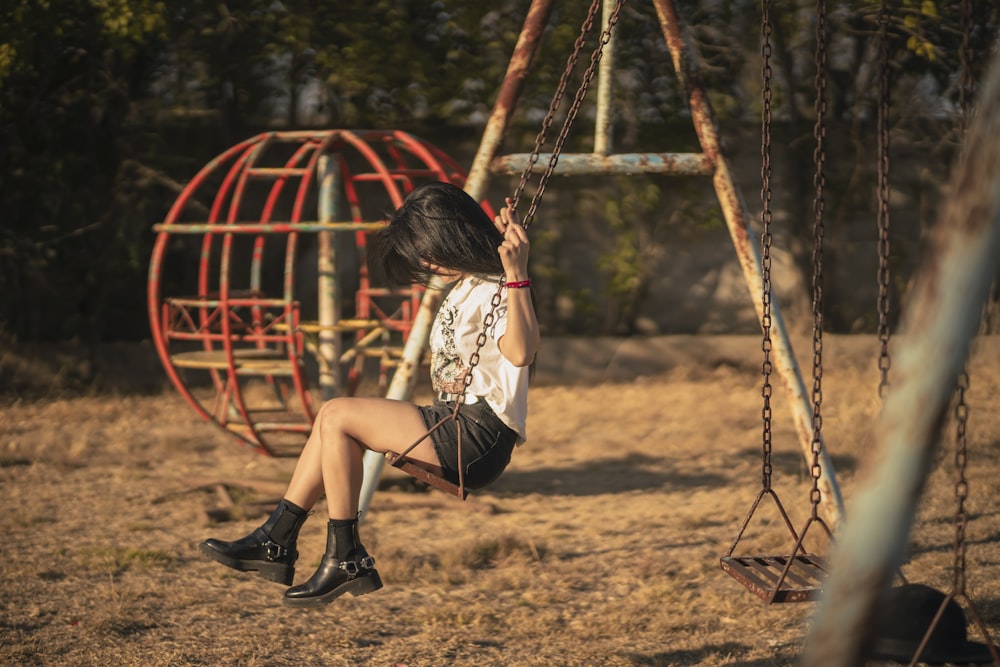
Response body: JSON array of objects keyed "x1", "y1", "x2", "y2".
[{"x1": 505, "y1": 279, "x2": 531, "y2": 289}]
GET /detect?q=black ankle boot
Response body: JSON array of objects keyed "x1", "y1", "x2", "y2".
[
  {"x1": 283, "y1": 518, "x2": 383, "y2": 608},
  {"x1": 199, "y1": 498, "x2": 309, "y2": 585}
]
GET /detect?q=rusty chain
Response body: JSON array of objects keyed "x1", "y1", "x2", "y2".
[
  {"x1": 951, "y1": 0, "x2": 974, "y2": 599},
  {"x1": 509, "y1": 0, "x2": 606, "y2": 221},
  {"x1": 876, "y1": 0, "x2": 892, "y2": 400},
  {"x1": 448, "y1": 0, "x2": 627, "y2": 494},
  {"x1": 760, "y1": 0, "x2": 775, "y2": 492},
  {"x1": 808, "y1": 0, "x2": 828, "y2": 517},
  {"x1": 952, "y1": 370, "x2": 970, "y2": 595},
  {"x1": 460, "y1": 0, "x2": 625, "y2": 404},
  {"x1": 517, "y1": 0, "x2": 627, "y2": 231}
]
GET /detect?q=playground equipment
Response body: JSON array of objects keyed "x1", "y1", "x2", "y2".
[
  {"x1": 147, "y1": 129, "x2": 490, "y2": 456},
  {"x1": 356, "y1": 0, "x2": 845, "y2": 516},
  {"x1": 144, "y1": 0, "x2": 842, "y2": 520}
]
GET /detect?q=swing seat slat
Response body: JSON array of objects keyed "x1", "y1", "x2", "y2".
[
  {"x1": 384, "y1": 452, "x2": 468, "y2": 500},
  {"x1": 720, "y1": 554, "x2": 827, "y2": 603}
]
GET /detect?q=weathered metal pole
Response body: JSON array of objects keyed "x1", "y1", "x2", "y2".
[
  {"x1": 465, "y1": 0, "x2": 557, "y2": 197},
  {"x1": 650, "y1": 0, "x2": 845, "y2": 523},
  {"x1": 492, "y1": 152, "x2": 713, "y2": 176},
  {"x1": 594, "y1": 0, "x2": 616, "y2": 155},
  {"x1": 358, "y1": 0, "x2": 557, "y2": 517},
  {"x1": 316, "y1": 155, "x2": 341, "y2": 400},
  {"x1": 801, "y1": 50, "x2": 1000, "y2": 667}
]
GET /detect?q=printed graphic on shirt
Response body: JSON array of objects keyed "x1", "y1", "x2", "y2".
[
  {"x1": 432, "y1": 299, "x2": 468, "y2": 394},
  {"x1": 430, "y1": 279, "x2": 509, "y2": 396}
]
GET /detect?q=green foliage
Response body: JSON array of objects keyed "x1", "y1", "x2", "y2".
[
  {"x1": 902, "y1": 0, "x2": 942, "y2": 61},
  {"x1": 596, "y1": 179, "x2": 665, "y2": 334},
  {"x1": 0, "y1": 0, "x2": 989, "y2": 348},
  {"x1": 0, "y1": 0, "x2": 171, "y2": 344}
]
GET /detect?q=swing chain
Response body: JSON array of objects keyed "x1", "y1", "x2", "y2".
[
  {"x1": 951, "y1": 0, "x2": 974, "y2": 597},
  {"x1": 876, "y1": 0, "x2": 892, "y2": 399},
  {"x1": 760, "y1": 0, "x2": 775, "y2": 492},
  {"x1": 460, "y1": 288, "x2": 504, "y2": 400},
  {"x1": 510, "y1": 0, "x2": 606, "y2": 220},
  {"x1": 455, "y1": 0, "x2": 624, "y2": 407},
  {"x1": 808, "y1": 0, "x2": 828, "y2": 514},
  {"x1": 518, "y1": 0, "x2": 627, "y2": 231},
  {"x1": 952, "y1": 369, "x2": 970, "y2": 595}
]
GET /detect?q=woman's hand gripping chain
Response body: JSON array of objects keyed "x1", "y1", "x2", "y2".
[{"x1": 494, "y1": 197, "x2": 530, "y2": 282}]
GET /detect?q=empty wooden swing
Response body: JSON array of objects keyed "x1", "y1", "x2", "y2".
[{"x1": 719, "y1": 0, "x2": 835, "y2": 604}]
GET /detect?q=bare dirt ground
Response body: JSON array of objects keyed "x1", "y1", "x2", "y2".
[{"x1": 2, "y1": 334, "x2": 1000, "y2": 666}]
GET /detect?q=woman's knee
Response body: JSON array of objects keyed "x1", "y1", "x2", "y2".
[
  {"x1": 315, "y1": 398, "x2": 369, "y2": 447},
  {"x1": 316, "y1": 398, "x2": 350, "y2": 432}
]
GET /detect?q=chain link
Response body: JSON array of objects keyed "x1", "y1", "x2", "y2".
[
  {"x1": 950, "y1": 0, "x2": 974, "y2": 597},
  {"x1": 876, "y1": 0, "x2": 892, "y2": 399},
  {"x1": 519, "y1": 0, "x2": 626, "y2": 231},
  {"x1": 457, "y1": 0, "x2": 626, "y2": 408},
  {"x1": 952, "y1": 369, "x2": 970, "y2": 594},
  {"x1": 808, "y1": 0, "x2": 828, "y2": 514},
  {"x1": 760, "y1": 0, "x2": 774, "y2": 492}
]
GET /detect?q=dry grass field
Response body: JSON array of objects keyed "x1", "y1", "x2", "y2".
[{"x1": 2, "y1": 335, "x2": 1000, "y2": 666}]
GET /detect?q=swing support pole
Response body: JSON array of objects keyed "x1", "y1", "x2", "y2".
[
  {"x1": 802, "y1": 49, "x2": 1000, "y2": 667},
  {"x1": 357, "y1": 0, "x2": 557, "y2": 517}
]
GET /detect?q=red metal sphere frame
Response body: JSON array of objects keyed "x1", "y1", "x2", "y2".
[{"x1": 148, "y1": 129, "x2": 492, "y2": 456}]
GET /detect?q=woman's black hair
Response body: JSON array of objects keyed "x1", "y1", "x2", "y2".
[{"x1": 369, "y1": 182, "x2": 504, "y2": 286}]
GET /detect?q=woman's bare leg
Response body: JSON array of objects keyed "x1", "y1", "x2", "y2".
[{"x1": 283, "y1": 397, "x2": 441, "y2": 518}]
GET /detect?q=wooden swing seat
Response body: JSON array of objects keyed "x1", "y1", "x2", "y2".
[
  {"x1": 384, "y1": 451, "x2": 469, "y2": 500},
  {"x1": 720, "y1": 553, "x2": 827, "y2": 603}
]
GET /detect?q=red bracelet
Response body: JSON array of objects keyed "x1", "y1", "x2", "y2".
[{"x1": 505, "y1": 279, "x2": 531, "y2": 289}]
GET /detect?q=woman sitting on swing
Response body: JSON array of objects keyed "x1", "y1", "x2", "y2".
[{"x1": 199, "y1": 181, "x2": 539, "y2": 608}]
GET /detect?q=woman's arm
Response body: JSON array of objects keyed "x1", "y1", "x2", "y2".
[{"x1": 494, "y1": 199, "x2": 540, "y2": 367}]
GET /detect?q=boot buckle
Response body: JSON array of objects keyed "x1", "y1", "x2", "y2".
[
  {"x1": 339, "y1": 556, "x2": 375, "y2": 576},
  {"x1": 264, "y1": 540, "x2": 288, "y2": 561}
]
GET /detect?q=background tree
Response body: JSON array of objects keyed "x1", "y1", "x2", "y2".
[{"x1": 1, "y1": 0, "x2": 995, "y2": 374}]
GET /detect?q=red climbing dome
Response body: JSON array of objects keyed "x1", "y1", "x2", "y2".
[{"x1": 148, "y1": 129, "x2": 491, "y2": 456}]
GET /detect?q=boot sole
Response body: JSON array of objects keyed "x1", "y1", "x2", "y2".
[
  {"x1": 198, "y1": 541, "x2": 294, "y2": 586},
  {"x1": 282, "y1": 570, "x2": 384, "y2": 608}
]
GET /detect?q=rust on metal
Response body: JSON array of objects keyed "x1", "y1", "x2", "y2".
[
  {"x1": 721, "y1": 554, "x2": 827, "y2": 603},
  {"x1": 465, "y1": 0, "x2": 556, "y2": 199},
  {"x1": 491, "y1": 152, "x2": 713, "y2": 176}
]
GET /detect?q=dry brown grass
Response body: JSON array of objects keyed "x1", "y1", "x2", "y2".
[{"x1": 2, "y1": 335, "x2": 999, "y2": 666}]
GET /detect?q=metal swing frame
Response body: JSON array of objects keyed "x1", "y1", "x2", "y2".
[
  {"x1": 360, "y1": 0, "x2": 847, "y2": 518},
  {"x1": 897, "y1": 1, "x2": 1000, "y2": 662}
]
